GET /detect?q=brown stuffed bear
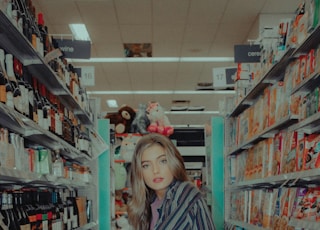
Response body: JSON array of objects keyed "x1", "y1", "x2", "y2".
[{"x1": 105, "y1": 105, "x2": 136, "y2": 134}]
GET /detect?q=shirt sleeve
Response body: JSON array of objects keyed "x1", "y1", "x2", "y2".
[{"x1": 192, "y1": 197, "x2": 216, "y2": 230}]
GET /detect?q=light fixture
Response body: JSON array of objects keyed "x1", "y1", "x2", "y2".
[
  {"x1": 68, "y1": 57, "x2": 234, "y2": 63},
  {"x1": 69, "y1": 24, "x2": 91, "y2": 41},
  {"x1": 87, "y1": 90, "x2": 235, "y2": 95},
  {"x1": 165, "y1": 111, "x2": 220, "y2": 115},
  {"x1": 106, "y1": 99, "x2": 118, "y2": 108}
]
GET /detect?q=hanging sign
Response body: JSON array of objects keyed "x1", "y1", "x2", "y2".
[
  {"x1": 54, "y1": 39, "x2": 91, "y2": 59},
  {"x1": 74, "y1": 66, "x2": 95, "y2": 86},
  {"x1": 234, "y1": 44, "x2": 261, "y2": 63}
]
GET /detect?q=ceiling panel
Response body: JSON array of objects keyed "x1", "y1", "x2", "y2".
[{"x1": 30, "y1": 0, "x2": 302, "y2": 126}]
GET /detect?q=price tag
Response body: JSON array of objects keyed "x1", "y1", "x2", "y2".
[
  {"x1": 213, "y1": 67, "x2": 227, "y2": 88},
  {"x1": 78, "y1": 66, "x2": 95, "y2": 86}
]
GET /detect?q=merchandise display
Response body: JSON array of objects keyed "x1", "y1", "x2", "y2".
[
  {"x1": 0, "y1": 0, "x2": 107, "y2": 229},
  {"x1": 225, "y1": 1, "x2": 320, "y2": 229}
]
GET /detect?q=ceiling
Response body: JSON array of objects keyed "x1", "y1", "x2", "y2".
[{"x1": 32, "y1": 0, "x2": 300, "y2": 126}]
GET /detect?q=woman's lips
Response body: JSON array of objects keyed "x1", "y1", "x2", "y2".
[{"x1": 153, "y1": 177, "x2": 164, "y2": 183}]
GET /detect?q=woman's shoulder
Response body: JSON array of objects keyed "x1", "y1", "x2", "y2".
[{"x1": 171, "y1": 180, "x2": 201, "y2": 198}]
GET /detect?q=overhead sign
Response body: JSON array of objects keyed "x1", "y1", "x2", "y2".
[
  {"x1": 234, "y1": 44, "x2": 261, "y2": 63},
  {"x1": 212, "y1": 67, "x2": 237, "y2": 89},
  {"x1": 74, "y1": 66, "x2": 95, "y2": 86},
  {"x1": 54, "y1": 39, "x2": 91, "y2": 59}
]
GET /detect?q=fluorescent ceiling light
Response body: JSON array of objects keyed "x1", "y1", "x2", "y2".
[
  {"x1": 106, "y1": 99, "x2": 118, "y2": 108},
  {"x1": 165, "y1": 111, "x2": 220, "y2": 115},
  {"x1": 88, "y1": 90, "x2": 235, "y2": 95},
  {"x1": 69, "y1": 24, "x2": 91, "y2": 41},
  {"x1": 68, "y1": 57, "x2": 234, "y2": 63}
]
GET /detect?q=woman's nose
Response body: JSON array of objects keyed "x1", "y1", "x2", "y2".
[{"x1": 153, "y1": 164, "x2": 159, "y2": 174}]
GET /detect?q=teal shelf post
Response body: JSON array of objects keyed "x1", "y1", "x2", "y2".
[
  {"x1": 98, "y1": 119, "x2": 110, "y2": 229},
  {"x1": 211, "y1": 116, "x2": 224, "y2": 230}
]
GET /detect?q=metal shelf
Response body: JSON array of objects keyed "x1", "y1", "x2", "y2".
[
  {"x1": 0, "y1": 167, "x2": 89, "y2": 189},
  {"x1": 0, "y1": 10, "x2": 93, "y2": 126},
  {"x1": 227, "y1": 114, "x2": 299, "y2": 156},
  {"x1": 228, "y1": 48, "x2": 294, "y2": 117}
]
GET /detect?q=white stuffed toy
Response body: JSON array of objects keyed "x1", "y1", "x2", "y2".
[
  {"x1": 116, "y1": 216, "x2": 132, "y2": 230},
  {"x1": 146, "y1": 102, "x2": 174, "y2": 136}
]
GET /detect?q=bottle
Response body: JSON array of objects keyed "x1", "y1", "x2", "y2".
[
  {"x1": 5, "y1": 54, "x2": 22, "y2": 113},
  {"x1": 0, "y1": 51, "x2": 7, "y2": 104},
  {"x1": 0, "y1": 49, "x2": 13, "y2": 107},
  {"x1": 32, "y1": 78, "x2": 44, "y2": 128},
  {"x1": 23, "y1": 190, "x2": 37, "y2": 230},
  {"x1": 38, "y1": 13, "x2": 49, "y2": 57},
  {"x1": 13, "y1": 191, "x2": 30, "y2": 230},
  {"x1": 39, "y1": 83, "x2": 50, "y2": 131},
  {"x1": 6, "y1": 191, "x2": 21, "y2": 230},
  {"x1": 52, "y1": 151, "x2": 64, "y2": 178},
  {"x1": 23, "y1": 67, "x2": 34, "y2": 119},
  {"x1": 13, "y1": 56, "x2": 27, "y2": 115}
]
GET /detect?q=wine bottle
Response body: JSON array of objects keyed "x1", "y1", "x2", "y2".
[
  {"x1": 32, "y1": 78, "x2": 44, "y2": 128},
  {"x1": 13, "y1": 56, "x2": 27, "y2": 115},
  {"x1": 0, "y1": 52, "x2": 7, "y2": 104},
  {"x1": 69, "y1": 192, "x2": 79, "y2": 229},
  {"x1": 23, "y1": 67, "x2": 34, "y2": 120},
  {"x1": 0, "y1": 49, "x2": 13, "y2": 107},
  {"x1": 7, "y1": 191, "x2": 21, "y2": 230},
  {"x1": 56, "y1": 190, "x2": 64, "y2": 230},
  {"x1": 39, "y1": 83, "x2": 50, "y2": 131},
  {"x1": 18, "y1": 191, "x2": 31, "y2": 230},
  {"x1": 37, "y1": 13, "x2": 50, "y2": 57},
  {"x1": 5, "y1": 54, "x2": 22, "y2": 113},
  {"x1": 23, "y1": 190, "x2": 37, "y2": 230}
]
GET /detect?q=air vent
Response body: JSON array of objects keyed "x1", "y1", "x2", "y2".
[{"x1": 196, "y1": 82, "x2": 213, "y2": 90}]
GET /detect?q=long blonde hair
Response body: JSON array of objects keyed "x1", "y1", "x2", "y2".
[{"x1": 127, "y1": 133, "x2": 189, "y2": 229}]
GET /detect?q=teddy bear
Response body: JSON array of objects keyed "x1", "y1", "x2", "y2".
[
  {"x1": 105, "y1": 105, "x2": 136, "y2": 134},
  {"x1": 130, "y1": 103, "x2": 150, "y2": 135},
  {"x1": 146, "y1": 102, "x2": 174, "y2": 136}
]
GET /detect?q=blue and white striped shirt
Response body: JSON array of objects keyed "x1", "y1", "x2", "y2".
[{"x1": 152, "y1": 180, "x2": 215, "y2": 230}]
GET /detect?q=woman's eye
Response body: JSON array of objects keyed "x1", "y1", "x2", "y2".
[
  {"x1": 142, "y1": 164, "x2": 150, "y2": 169},
  {"x1": 160, "y1": 159, "x2": 167, "y2": 165}
]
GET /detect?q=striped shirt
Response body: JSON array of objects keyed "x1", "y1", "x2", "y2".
[{"x1": 153, "y1": 180, "x2": 215, "y2": 230}]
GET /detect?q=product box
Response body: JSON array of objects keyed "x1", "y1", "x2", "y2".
[
  {"x1": 262, "y1": 189, "x2": 277, "y2": 228},
  {"x1": 252, "y1": 96, "x2": 264, "y2": 136},
  {"x1": 280, "y1": 130, "x2": 298, "y2": 174},
  {"x1": 307, "y1": 49, "x2": 316, "y2": 77},
  {"x1": 272, "y1": 132, "x2": 283, "y2": 176},
  {"x1": 269, "y1": 82, "x2": 283, "y2": 127},
  {"x1": 303, "y1": 133, "x2": 320, "y2": 170},
  {"x1": 308, "y1": 0, "x2": 320, "y2": 31},
  {"x1": 296, "y1": 132, "x2": 306, "y2": 171},
  {"x1": 299, "y1": 94, "x2": 308, "y2": 121},
  {"x1": 249, "y1": 189, "x2": 263, "y2": 227},
  {"x1": 262, "y1": 87, "x2": 270, "y2": 130},
  {"x1": 236, "y1": 150, "x2": 247, "y2": 182},
  {"x1": 262, "y1": 138, "x2": 275, "y2": 178},
  {"x1": 292, "y1": 187, "x2": 308, "y2": 219},
  {"x1": 245, "y1": 148, "x2": 255, "y2": 180}
]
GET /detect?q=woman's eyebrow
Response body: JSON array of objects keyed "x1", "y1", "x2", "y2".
[{"x1": 141, "y1": 154, "x2": 166, "y2": 164}]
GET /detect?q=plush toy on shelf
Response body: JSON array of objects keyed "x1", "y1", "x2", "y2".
[
  {"x1": 116, "y1": 215, "x2": 132, "y2": 230},
  {"x1": 105, "y1": 105, "x2": 136, "y2": 134},
  {"x1": 130, "y1": 103, "x2": 150, "y2": 135},
  {"x1": 119, "y1": 134, "x2": 142, "y2": 163},
  {"x1": 115, "y1": 189, "x2": 127, "y2": 213},
  {"x1": 146, "y1": 102, "x2": 174, "y2": 136}
]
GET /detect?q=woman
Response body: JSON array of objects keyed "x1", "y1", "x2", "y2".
[{"x1": 127, "y1": 133, "x2": 215, "y2": 230}]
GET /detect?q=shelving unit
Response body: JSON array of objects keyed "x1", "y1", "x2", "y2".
[
  {"x1": 0, "y1": 8, "x2": 108, "y2": 229},
  {"x1": 224, "y1": 18, "x2": 320, "y2": 230}
]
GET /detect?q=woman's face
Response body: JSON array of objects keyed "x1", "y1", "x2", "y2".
[{"x1": 141, "y1": 144, "x2": 174, "y2": 199}]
